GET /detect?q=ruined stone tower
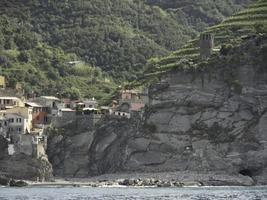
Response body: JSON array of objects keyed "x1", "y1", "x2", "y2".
[{"x1": 199, "y1": 33, "x2": 214, "y2": 59}]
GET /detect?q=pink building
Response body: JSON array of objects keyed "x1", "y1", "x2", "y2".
[{"x1": 118, "y1": 89, "x2": 148, "y2": 112}]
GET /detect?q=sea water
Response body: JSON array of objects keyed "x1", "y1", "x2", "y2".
[{"x1": 0, "y1": 186, "x2": 267, "y2": 200}]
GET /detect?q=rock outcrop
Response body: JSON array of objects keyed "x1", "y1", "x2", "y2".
[
  {"x1": 47, "y1": 35, "x2": 267, "y2": 185},
  {"x1": 0, "y1": 136, "x2": 8, "y2": 159},
  {"x1": 0, "y1": 136, "x2": 53, "y2": 182}
]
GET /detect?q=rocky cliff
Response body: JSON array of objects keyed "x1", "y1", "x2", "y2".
[
  {"x1": 0, "y1": 136, "x2": 53, "y2": 182},
  {"x1": 48, "y1": 35, "x2": 267, "y2": 185}
]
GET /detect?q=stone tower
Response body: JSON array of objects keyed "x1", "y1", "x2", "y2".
[{"x1": 199, "y1": 33, "x2": 214, "y2": 59}]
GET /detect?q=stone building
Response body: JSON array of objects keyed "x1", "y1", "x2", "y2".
[
  {"x1": 118, "y1": 89, "x2": 149, "y2": 112},
  {"x1": 200, "y1": 33, "x2": 214, "y2": 59}
]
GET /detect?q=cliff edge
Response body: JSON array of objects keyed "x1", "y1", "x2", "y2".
[{"x1": 48, "y1": 35, "x2": 267, "y2": 186}]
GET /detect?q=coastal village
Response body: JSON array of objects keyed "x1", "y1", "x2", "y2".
[
  {"x1": 0, "y1": 75, "x2": 149, "y2": 159},
  {"x1": 0, "y1": 33, "x2": 214, "y2": 160}
]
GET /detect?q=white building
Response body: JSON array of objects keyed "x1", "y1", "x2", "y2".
[
  {"x1": 0, "y1": 97, "x2": 24, "y2": 110},
  {"x1": 83, "y1": 98, "x2": 98, "y2": 109},
  {"x1": 5, "y1": 107, "x2": 33, "y2": 144},
  {"x1": 35, "y1": 96, "x2": 61, "y2": 116}
]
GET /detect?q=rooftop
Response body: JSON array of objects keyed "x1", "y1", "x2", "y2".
[
  {"x1": 0, "y1": 97, "x2": 20, "y2": 100},
  {"x1": 40, "y1": 96, "x2": 60, "y2": 101},
  {"x1": 60, "y1": 108, "x2": 76, "y2": 112},
  {"x1": 25, "y1": 102, "x2": 43, "y2": 108}
]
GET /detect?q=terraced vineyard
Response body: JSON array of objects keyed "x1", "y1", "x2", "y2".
[{"x1": 134, "y1": 0, "x2": 267, "y2": 86}]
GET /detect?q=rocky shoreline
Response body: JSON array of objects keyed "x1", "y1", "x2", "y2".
[{"x1": 1, "y1": 171, "x2": 260, "y2": 188}]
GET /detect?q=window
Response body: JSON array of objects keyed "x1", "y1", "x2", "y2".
[{"x1": 9, "y1": 118, "x2": 14, "y2": 123}]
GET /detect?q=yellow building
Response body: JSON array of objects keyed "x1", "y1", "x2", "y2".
[
  {"x1": 0, "y1": 76, "x2": 6, "y2": 89},
  {"x1": 0, "y1": 97, "x2": 24, "y2": 110}
]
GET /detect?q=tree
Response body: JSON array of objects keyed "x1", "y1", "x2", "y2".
[
  {"x1": 17, "y1": 51, "x2": 29, "y2": 63},
  {"x1": 63, "y1": 87, "x2": 81, "y2": 100}
]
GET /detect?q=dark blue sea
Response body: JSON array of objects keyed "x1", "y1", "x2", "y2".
[{"x1": 0, "y1": 186, "x2": 267, "y2": 200}]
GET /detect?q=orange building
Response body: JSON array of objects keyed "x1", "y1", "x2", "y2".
[{"x1": 25, "y1": 102, "x2": 48, "y2": 126}]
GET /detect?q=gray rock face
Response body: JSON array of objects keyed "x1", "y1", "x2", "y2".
[
  {"x1": 0, "y1": 135, "x2": 53, "y2": 182},
  {"x1": 0, "y1": 154, "x2": 53, "y2": 181},
  {"x1": 0, "y1": 136, "x2": 8, "y2": 159},
  {"x1": 47, "y1": 128, "x2": 95, "y2": 177},
  {"x1": 47, "y1": 36, "x2": 267, "y2": 185}
]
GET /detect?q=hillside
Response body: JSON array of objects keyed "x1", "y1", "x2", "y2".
[
  {"x1": 145, "y1": 0, "x2": 254, "y2": 32},
  {"x1": 0, "y1": 0, "x2": 252, "y2": 81},
  {"x1": 46, "y1": 0, "x2": 267, "y2": 185},
  {"x1": 140, "y1": 0, "x2": 267, "y2": 86},
  {"x1": 0, "y1": 15, "x2": 116, "y2": 102}
]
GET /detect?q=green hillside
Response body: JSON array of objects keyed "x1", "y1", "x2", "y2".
[
  {"x1": 0, "y1": 0, "x2": 252, "y2": 81},
  {"x1": 0, "y1": 0, "x2": 256, "y2": 101},
  {"x1": 0, "y1": 15, "x2": 116, "y2": 103},
  {"x1": 138, "y1": 0, "x2": 267, "y2": 86},
  {"x1": 145, "y1": 0, "x2": 254, "y2": 32}
]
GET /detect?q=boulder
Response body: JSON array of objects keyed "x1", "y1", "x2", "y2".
[
  {"x1": 9, "y1": 179, "x2": 28, "y2": 187},
  {"x1": 0, "y1": 175, "x2": 10, "y2": 186},
  {"x1": 0, "y1": 154, "x2": 53, "y2": 181}
]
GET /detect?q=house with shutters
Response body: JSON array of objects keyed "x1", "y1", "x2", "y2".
[{"x1": 0, "y1": 97, "x2": 24, "y2": 110}]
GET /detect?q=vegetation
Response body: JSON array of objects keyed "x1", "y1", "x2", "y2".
[
  {"x1": 0, "y1": 0, "x2": 251, "y2": 80},
  {"x1": 0, "y1": 0, "x2": 254, "y2": 101},
  {"x1": 0, "y1": 15, "x2": 116, "y2": 103},
  {"x1": 138, "y1": 0, "x2": 267, "y2": 87}
]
